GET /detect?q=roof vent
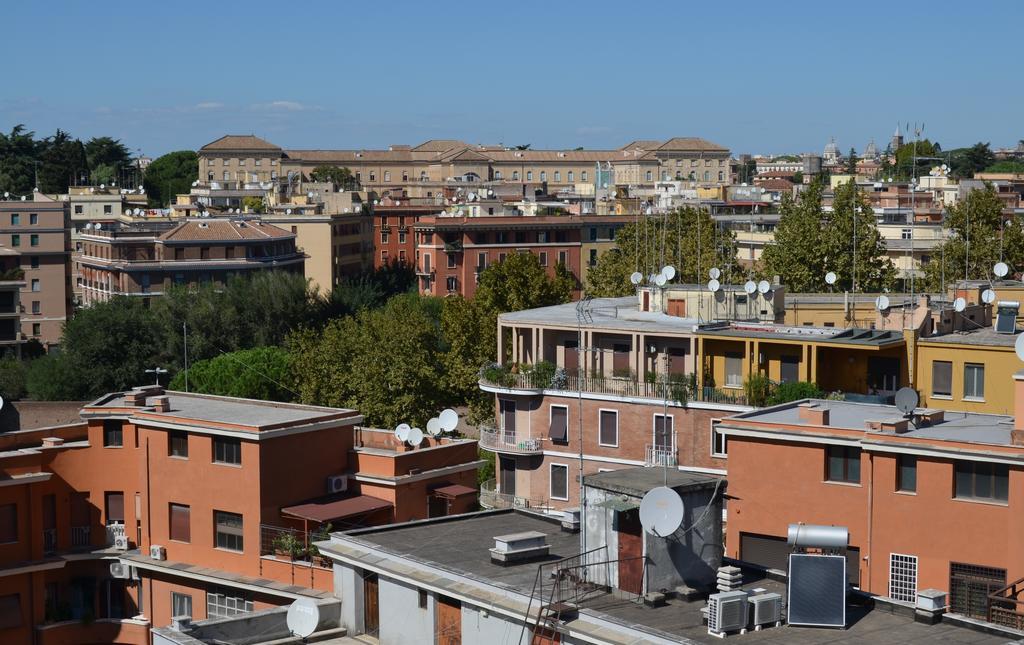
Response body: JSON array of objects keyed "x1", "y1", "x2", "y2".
[
  {"x1": 797, "y1": 402, "x2": 829, "y2": 426},
  {"x1": 917, "y1": 408, "x2": 945, "y2": 426},
  {"x1": 490, "y1": 531, "x2": 549, "y2": 565},
  {"x1": 152, "y1": 396, "x2": 171, "y2": 413},
  {"x1": 42, "y1": 437, "x2": 65, "y2": 448},
  {"x1": 865, "y1": 417, "x2": 909, "y2": 433}
]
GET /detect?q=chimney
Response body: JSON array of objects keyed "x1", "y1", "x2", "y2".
[
  {"x1": 798, "y1": 402, "x2": 829, "y2": 426},
  {"x1": 124, "y1": 390, "x2": 147, "y2": 406},
  {"x1": 917, "y1": 408, "x2": 945, "y2": 426},
  {"x1": 152, "y1": 396, "x2": 171, "y2": 412},
  {"x1": 865, "y1": 417, "x2": 910, "y2": 433},
  {"x1": 41, "y1": 437, "x2": 64, "y2": 448}
]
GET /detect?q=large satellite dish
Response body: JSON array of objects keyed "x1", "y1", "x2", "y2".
[
  {"x1": 286, "y1": 597, "x2": 320, "y2": 639},
  {"x1": 426, "y1": 417, "x2": 441, "y2": 436},
  {"x1": 708, "y1": 278, "x2": 720, "y2": 292},
  {"x1": 662, "y1": 265, "x2": 676, "y2": 280},
  {"x1": 655, "y1": 273, "x2": 667, "y2": 287},
  {"x1": 629, "y1": 271, "x2": 643, "y2": 285},
  {"x1": 982, "y1": 289, "x2": 997, "y2": 304},
  {"x1": 1015, "y1": 333, "x2": 1024, "y2": 362},
  {"x1": 395, "y1": 423, "x2": 411, "y2": 442},
  {"x1": 994, "y1": 262, "x2": 1010, "y2": 278},
  {"x1": 953, "y1": 297, "x2": 967, "y2": 313},
  {"x1": 407, "y1": 427, "x2": 424, "y2": 447},
  {"x1": 709, "y1": 267, "x2": 721, "y2": 280},
  {"x1": 438, "y1": 408, "x2": 458, "y2": 432},
  {"x1": 825, "y1": 271, "x2": 837, "y2": 286},
  {"x1": 639, "y1": 487, "x2": 684, "y2": 538},
  {"x1": 744, "y1": 280, "x2": 757, "y2": 295},
  {"x1": 894, "y1": 387, "x2": 919, "y2": 415},
  {"x1": 875, "y1": 295, "x2": 890, "y2": 311},
  {"x1": 757, "y1": 280, "x2": 770, "y2": 295}
]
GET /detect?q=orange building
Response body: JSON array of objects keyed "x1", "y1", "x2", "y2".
[
  {"x1": 720, "y1": 385, "x2": 1024, "y2": 622},
  {"x1": 0, "y1": 387, "x2": 480, "y2": 644}
]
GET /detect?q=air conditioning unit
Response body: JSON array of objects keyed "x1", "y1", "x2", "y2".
[
  {"x1": 708, "y1": 590, "x2": 749, "y2": 635},
  {"x1": 749, "y1": 593, "x2": 782, "y2": 629},
  {"x1": 109, "y1": 562, "x2": 131, "y2": 579},
  {"x1": 150, "y1": 545, "x2": 166, "y2": 561},
  {"x1": 114, "y1": 535, "x2": 130, "y2": 550},
  {"x1": 327, "y1": 475, "x2": 348, "y2": 494}
]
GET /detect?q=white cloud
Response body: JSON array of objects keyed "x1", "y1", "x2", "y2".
[
  {"x1": 195, "y1": 101, "x2": 224, "y2": 110},
  {"x1": 252, "y1": 100, "x2": 308, "y2": 112}
]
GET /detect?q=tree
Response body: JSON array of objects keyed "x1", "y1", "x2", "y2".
[
  {"x1": 475, "y1": 252, "x2": 574, "y2": 314},
  {"x1": 143, "y1": 150, "x2": 198, "y2": 206},
  {"x1": 0, "y1": 358, "x2": 27, "y2": 400},
  {"x1": 168, "y1": 347, "x2": 292, "y2": 402},
  {"x1": 84, "y1": 137, "x2": 131, "y2": 173},
  {"x1": 90, "y1": 163, "x2": 117, "y2": 185},
  {"x1": 951, "y1": 142, "x2": 996, "y2": 178},
  {"x1": 241, "y1": 196, "x2": 266, "y2": 213},
  {"x1": 759, "y1": 180, "x2": 828, "y2": 291},
  {"x1": 845, "y1": 148, "x2": 858, "y2": 175},
  {"x1": 985, "y1": 160, "x2": 1024, "y2": 174},
  {"x1": 26, "y1": 354, "x2": 84, "y2": 401},
  {"x1": 309, "y1": 165, "x2": 357, "y2": 189},
  {"x1": 440, "y1": 296, "x2": 496, "y2": 420},
  {"x1": 37, "y1": 129, "x2": 88, "y2": 193},
  {"x1": 922, "y1": 184, "x2": 1024, "y2": 290},
  {"x1": 514, "y1": 144, "x2": 531, "y2": 150},
  {"x1": 587, "y1": 207, "x2": 738, "y2": 297},
  {"x1": 884, "y1": 139, "x2": 942, "y2": 181},
  {"x1": 0, "y1": 125, "x2": 40, "y2": 196}
]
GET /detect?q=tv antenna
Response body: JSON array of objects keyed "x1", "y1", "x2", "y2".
[
  {"x1": 145, "y1": 367, "x2": 168, "y2": 386},
  {"x1": 639, "y1": 487, "x2": 685, "y2": 538}
]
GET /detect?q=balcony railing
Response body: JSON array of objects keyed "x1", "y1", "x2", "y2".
[
  {"x1": 989, "y1": 576, "x2": 1024, "y2": 630},
  {"x1": 478, "y1": 427, "x2": 544, "y2": 455},
  {"x1": 645, "y1": 445, "x2": 678, "y2": 467},
  {"x1": 259, "y1": 524, "x2": 331, "y2": 569},
  {"x1": 42, "y1": 528, "x2": 56, "y2": 555},
  {"x1": 70, "y1": 526, "x2": 90, "y2": 548},
  {"x1": 479, "y1": 479, "x2": 554, "y2": 511}
]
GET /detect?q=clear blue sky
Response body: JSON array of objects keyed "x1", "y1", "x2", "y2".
[{"x1": 2, "y1": 1, "x2": 1020, "y2": 158}]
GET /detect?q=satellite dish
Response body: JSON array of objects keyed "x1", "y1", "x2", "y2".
[
  {"x1": 438, "y1": 408, "x2": 458, "y2": 432},
  {"x1": 709, "y1": 267, "x2": 721, "y2": 280},
  {"x1": 639, "y1": 487, "x2": 685, "y2": 537},
  {"x1": 757, "y1": 280, "x2": 770, "y2": 295},
  {"x1": 744, "y1": 280, "x2": 757, "y2": 295},
  {"x1": 629, "y1": 271, "x2": 643, "y2": 285},
  {"x1": 982, "y1": 289, "x2": 997, "y2": 304},
  {"x1": 0, "y1": 395, "x2": 5, "y2": 411},
  {"x1": 395, "y1": 423, "x2": 411, "y2": 442},
  {"x1": 708, "y1": 279, "x2": 720, "y2": 292},
  {"x1": 875, "y1": 295, "x2": 890, "y2": 311},
  {"x1": 825, "y1": 271, "x2": 837, "y2": 285},
  {"x1": 408, "y1": 427, "x2": 424, "y2": 447},
  {"x1": 1015, "y1": 333, "x2": 1024, "y2": 362},
  {"x1": 100, "y1": 183, "x2": 105, "y2": 190},
  {"x1": 426, "y1": 417, "x2": 442, "y2": 436},
  {"x1": 995, "y1": 262, "x2": 1010, "y2": 278},
  {"x1": 655, "y1": 273, "x2": 667, "y2": 287},
  {"x1": 286, "y1": 597, "x2": 320, "y2": 639},
  {"x1": 953, "y1": 297, "x2": 967, "y2": 313},
  {"x1": 662, "y1": 265, "x2": 676, "y2": 280},
  {"x1": 286, "y1": 208, "x2": 292, "y2": 215},
  {"x1": 894, "y1": 387, "x2": 920, "y2": 415}
]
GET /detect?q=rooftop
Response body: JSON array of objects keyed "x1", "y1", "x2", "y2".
[
  {"x1": 499, "y1": 297, "x2": 702, "y2": 333},
  {"x1": 199, "y1": 134, "x2": 283, "y2": 152},
  {"x1": 160, "y1": 219, "x2": 294, "y2": 242},
  {"x1": 584, "y1": 468, "x2": 722, "y2": 498},
  {"x1": 921, "y1": 325, "x2": 1021, "y2": 347}
]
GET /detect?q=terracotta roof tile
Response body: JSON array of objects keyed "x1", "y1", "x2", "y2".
[
  {"x1": 200, "y1": 135, "x2": 282, "y2": 152},
  {"x1": 159, "y1": 219, "x2": 293, "y2": 242}
]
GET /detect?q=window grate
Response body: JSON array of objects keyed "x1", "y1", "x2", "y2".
[
  {"x1": 889, "y1": 553, "x2": 918, "y2": 603},
  {"x1": 949, "y1": 562, "x2": 1006, "y2": 619}
]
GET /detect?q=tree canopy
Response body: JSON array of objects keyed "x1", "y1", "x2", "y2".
[
  {"x1": 309, "y1": 165, "x2": 358, "y2": 189},
  {"x1": 168, "y1": 346, "x2": 292, "y2": 402},
  {"x1": 950, "y1": 142, "x2": 996, "y2": 179},
  {"x1": 143, "y1": 150, "x2": 198, "y2": 207},
  {"x1": 883, "y1": 139, "x2": 943, "y2": 181},
  {"x1": 0, "y1": 126, "x2": 137, "y2": 196}
]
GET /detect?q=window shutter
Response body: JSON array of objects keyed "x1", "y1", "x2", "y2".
[
  {"x1": 170, "y1": 504, "x2": 191, "y2": 543},
  {"x1": 600, "y1": 411, "x2": 617, "y2": 445},
  {"x1": 105, "y1": 492, "x2": 124, "y2": 523},
  {"x1": 932, "y1": 361, "x2": 952, "y2": 396},
  {"x1": 549, "y1": 407, "x2": 568, "y2": 442}
]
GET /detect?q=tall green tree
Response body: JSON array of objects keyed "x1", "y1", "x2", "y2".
[
  {"x1": 440, "y1": 295, "x2": 497, "y2": 420},
  {"x1": 84, "y1": 136, "x2": 131, "y2": 172},
  {"x1": 883, "y1": 139, "x2": 943, "y2": 181},
  {"x1": 168, "y1": 346, "x2": 292, "y2": 402},
  {"x1": 922, "y1": 184, "x2": 1024, "y2": 290},
  {"x1": 37, "y1": 129, "x2": 88, "y2": 193},
  {"x1": 845, "y1": 148, "x2": 858, "y2": 175},
  {"x1": 759, "y1": 180, "x2": 828, "y2": 291},
  {"x1": 0, "y1": 125, "x2": 40, "y2": 196},
  {"x1": 309, "y1": 165, "x2": 358, "y2": 189},
  {"x1": 587, "y1": 207, "x2": 738, "y2": 297},
  {"x1": 951, "y1": 142, "x2": 996, "y2": 179},
  {"x1": 475, "y1": 252, "x2": 574, "y2": 313},
  {"x1": 143, "y1": 150, "x2": 198, "y2": 206}
]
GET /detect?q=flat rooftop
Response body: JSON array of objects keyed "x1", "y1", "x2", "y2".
[
  {"x1": 731, "y1": 399, "x2": 1015, "y2": 447},
  {"x1": 84, "y1": 389, "x2": 359, "y2": 431},
  {"x1": 323, "y1": 510, "x2": 1010, "y2": 644},
  {"x1": 920, "y1": 325, "x2": 1021, "y2": 347},
  {"x1": 585, "y1": 468, "x2": 721, "y2": 497},
  {"x1": 500, "y1": 297, "x2": 703, "y2": 333},
  {"x1": 700, "y1": 324, "x2": 905, "y2": 347}
]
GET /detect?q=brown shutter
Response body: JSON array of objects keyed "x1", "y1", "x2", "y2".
[
  {"x1": 0, "y1": 505, "x2": 16, "y2": 543},
  {"x1": 600, "y1": 410, "x2": 617, "y2": 445},
  {"x1": 105, "y1": 492, "x2": 124, "y2": 523},
  {"x1": 170, "y1": 504, "x2": 191, "y2": 542},
  {"x1": 549, "y1": 407, "x2": 568, "y2": 442},
  {"x1": 932, "y1": 361, "x2": 952, "y2": 396}
]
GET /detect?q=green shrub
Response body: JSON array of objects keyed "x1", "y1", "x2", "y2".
[
  {"x1": 0, "y1": 359, "x2": 27, "y2": 400},
  {"x1": 767, "y1": 381, "x2": 824, "y2": 405},
  {"x1": 744, "y1": 373, "x2": 773, "y2": 407},
  {"x1": 527, "y1": 360, "x2": 556, "y2": 387}
]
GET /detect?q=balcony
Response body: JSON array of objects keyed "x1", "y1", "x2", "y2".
[
  {"x1": 42, "y1": 528, "x2": 56, "y2": 555},
  {"x1": 645, "y1": 445, "x2": 678, "y2": 467},
  {"x1": 478, "y1": 426, "x2": 544, "y2": 455},
  {"x1": 443, "y1": 240, "x2": 463, "y2": 253},
  {"x1": 479, "y1": 479, "x2": 553, "y2": 511},
  {"x1": 70, "y1": 525, "x2": 90, "y2": 548},
  {"x1": 989, "y1": 577, "x2": 1024, "y2": 630}
]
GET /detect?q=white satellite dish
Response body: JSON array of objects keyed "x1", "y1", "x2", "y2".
[
  {"x1": 744, "y1": 280, "x2": 757, "y2": 295},
  {"x1": 438, "y1": 408, "x2": 458, "y2": 432},
  {"x1": 708, "y1": 278, "x2": 720, "y2": 292},
  {"x1": 953, "y1": 297, "x2": 967, "y2": 313},
  {"x1": 629, "y1": 271, "x2": 643, "y2": 285},
  {"x1": 408, "y1": 427, "x2": 424, "y2": 447},
  {"x1": 286, "y1": 597, "x2": 320, "y2": 639},
  {"x1": 100, "y1": 183, "x2": 105, "y2": 190},
  {"x1": 709, "y1": 267, "x2": 721, "y2": 280},
  {"x1": 655, "y1": 273, "x2": 667, "y2": 287},
  {"x1": 0, "y1": 395, "x2": 5, "y2": 411},
  {"x1": 982, "y1": 289, "x2": 997, "y2": 304},
  {"x1": 286, "y1": 208, "x2": 292, "y2": 215},
  {"x1": 639, "y1": 487, "x2": 685, "y2": 538},
  {"x1": 894, "y1": 387, "x2": 919, "y2": 415},
  {"x1": 995, "y1": 262, "x2": 1010, "y2": 278},
  {"x1": 426, "y1": 417, "x2": 441, "y2": 436},
  {"x1": 662, "y1": 265, "x2": 676, "y2": 280},
  {"x1": 875, "y1": 295, "x2": 890, "y2": 311},
  {"x1": 757, "y1": 280, "x2": 770, "y2": 295},
  {"x1": 395, "y1": 423, "x2": 411, "y2": 442},
  {"x1": 825, "y1": 271, "x2": 837, "y2": 285},
  {"x1": 1015, "y1": 333, "x2": 1024, "y2": 362}
]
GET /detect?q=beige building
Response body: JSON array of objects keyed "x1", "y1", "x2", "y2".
[{"x1": 0, "y1": 195, "x2": 72, "y2": 348}]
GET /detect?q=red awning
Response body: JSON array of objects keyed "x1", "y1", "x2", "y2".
[
  {"x1": 431, "y1": 484, "x2": 477, "y2": 499},
  {"x1": 281, "y1": 495, "x2": 392, "y2": 523}
]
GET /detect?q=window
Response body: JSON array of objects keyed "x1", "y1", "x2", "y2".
[
  {"x1": 932, "y1": 361, "x2": 952, "y2": 397},
  {"x1": 494, "y1": 171, "x2": 502, "y2": 180},
  {"x1": 446, "y1": 253, "x2": 456, "y2": 269},
  {"x1": 103, "y1": 420, "x2": 123, "y2": 447},
  {"x1": 446, "y1": 276, "x2": 457, "y2": 293},
  {"x1": 31, "y1": 301, "x2": 40, "y2": 314},
  {"x1": 901, "y1": 228, "x2": 912, "y2": 240},
  {"x1": 704, "y1": 171, "x2": 710, "y2": 181},
  {"x1": 418, "y1": 589, "x2": 428, "y2": 609},
  {"x1": 954, "y1": 461, "x2": 1008, "y2": 502},
  {"x1": 477, "y1": 252, "x2": 487, "y2": 269},
  {"x1": 897, "y1": 455, "x2": 917, "y2": 492},
  {"x1": 214, "y1": 511, "x2": 244, "y2": 551},
  {"x1": 384, "y1": 171, "x2": 390, "y2": 182},
  {"x1": 645, "y1": 170, "x2": 653, "y2": 181},
  {"x1": 0, "y1": 504, "x2": 16, "y2": 543},
  {"x1": 599, "y1": 409, "x2": 618, "y2": 446},
  {"x1": 105, "y1": 491, "x2": 125, "y2": 525},
  {"x1": 567, "y1": 171, "x2": 574, "y2": 182},
  {"x1": 725, "y1": 353, "x2": 743, "y2": 387},
  {"x1": 780, "y1": 356, "x2": 799, "y2": 384},
  {"x1": 589, "y1": 249, "x2": 598, "y2": 266},
  {"x1": 0, "y1": 594, "x2": 22, "y2": 630},
  {"x1": 550, "y1": 464, "x2": 569, "y2": 500},
  {"x1": 512, "y1": 171, "x2": 519, "y2": 180},
  {"x1": 711, "y1": 421, "x2": 727, "y2": 457},
  {"x1": 32, "y1": 323, "x2": 40, "y2": 336},
  {"x1": 554, "y1": 171, "x2": 560, "y2": 182},
  {"x1": 213, "y1": 437, "x2": 241, "y2": 465},
  {"x1": 963, "y1": 363, "x2": 984, "y2": 400},
  {"x1": 169, "y1": 504, "x2": 191, "y2": 542},
  {"x1": 540, "y1": 171, "x2": 546, "y2": 182},
  {"x1": 10, "y1": 214, "x2": 19, "y2": 225},
  {"x1": 207, "y1": 586, "x2": 252, "y2": 618},
  {"x1": 538, "y1": 251, "x2": 547, "y2": 267},
  {"x1": 30, "y1": 256, "x2": 38, "y2": 269},
  {"x1": 11, "y1": 235, "x2": 19, "y2": 247},
  {"x1": 526, "y1": 171, "x2": 533, "y2": 181},
  {"x1": 30, "y1": 213, "x2": 38, "y2": 224},
  {"x1": 30, "y1": 234, "x2": 38, "y2": 247},
  {"x1": 74, "y1": 205, "x2": 83, "y2": 214},
  {"x1": 169, "y1": 431, "x2": 188, "y2": 458},
  {"x1": 31, "y1": 279, "x2": 39, "y2": 292},
  {"x1": 558, "y1": 251, "x2": 567, "y2": 266},
  {"x1": 826, "y1": 445, "x2": 861, "y2": 484},
  {"x1": 549, "y1": 405, "x2": 568, "y2": 443}
]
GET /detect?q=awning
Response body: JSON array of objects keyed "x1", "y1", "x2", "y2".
[
  {"x1": 281, "y1": 495, "x2": 392, "y2": 523},
  {"x1": 595, "y1": 496, "x2": 639, "y2": 512},
  {"x1": 431, "y1": 484, "x2": 477, "y2": 499}
]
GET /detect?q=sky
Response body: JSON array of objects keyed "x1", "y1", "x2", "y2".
[{"x1": 2, "y1": 1, "x2": 1021, "y2": 158}]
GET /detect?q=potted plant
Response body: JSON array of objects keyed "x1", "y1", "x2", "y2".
[{"x1": 272, "y1": 532, "x2": 305, "y2": 562}]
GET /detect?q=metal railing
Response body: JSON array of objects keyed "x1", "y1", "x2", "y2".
[
  {"x1": 42, "y1": 529, "x2": 57, "y2": 555},
  {"x1": 989, "y1": 577, "x2": 1024, "y2": 629},
  {"x1": 478, "y1": 427, "x2": 544, "y2": 454},
  {"x1": 259, "y1": 524, "x2": 331, "y2": 569},
  {"x1": 645, "y1": 445, "x2": 678, "y2": 467},
  {"x1": 479, "y1": 479, "x2": 553, "y2": 511},
  {"x1": 70, "y1": 526, "x2": 90, "y2": 548}
]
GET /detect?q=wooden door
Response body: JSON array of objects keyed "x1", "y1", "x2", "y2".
[
  {"x1": 363, "y1": 573, "x2": 379, "y2": 636},
  {"x1": 617, "y1": 510, "x2": 644, "y2": 595},
  {"x1": 437, "y1": 595, "x2": 462, "y2": 645}
]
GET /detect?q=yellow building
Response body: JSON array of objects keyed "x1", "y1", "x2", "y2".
[{"x1": 914, "y1": 327, "x2": 1020, "y2": 415}]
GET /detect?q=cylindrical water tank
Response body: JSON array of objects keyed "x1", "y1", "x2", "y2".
[{"x1": 787, "y1": 524, "x2": 848, "y2": 548}]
